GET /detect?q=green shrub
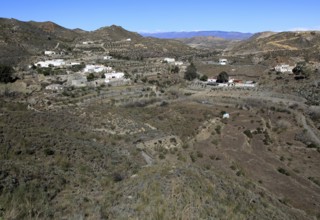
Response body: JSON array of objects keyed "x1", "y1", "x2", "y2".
[
  {"x1": 44, "y1": 148, "x2": 55, "y2": 156},
  {"x1": 277, "y1": 167, "x2": 290, "y2": 176},
  {"x1": 189, "y1": 152, "x2": 196, "y2": 162},
  {"x1": 184, "y1": 63, "x2": 197, "y2": 81},
  {"x1": 243, "y1": 130, "x2": 252, "y2": 138},
  {"x1": 308, "y1": 177, "x2": 320, "y2": 186},
  {"x1": 182, "y1": 143, "x2": 189, "y2": 149},
  {"x1": 196, "y1": 151, "x2": 203, "y2": 158},
  {"x1": 113, "y1": 172, "x2": 123, "y2": 182},
  {"x1": 215, "y1": 125, "x2": 221, "y2": 135},
  {"x1": 159, "y1": 153, "x2": 166, "y2": 159},
  {"x1": 307, "y1": 143, "x2": 318, "y2": 149}
]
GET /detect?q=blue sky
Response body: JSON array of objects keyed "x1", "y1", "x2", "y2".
[{"x1": 1, "y1": 0, "x2": 320, "y2": 33}]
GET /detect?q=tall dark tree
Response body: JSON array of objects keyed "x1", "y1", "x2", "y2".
[
  {"x1": 200, "y1": 74, "x2": 208, "y2": 81},
  {"x1": 184, "y1": 63, "x2": 197, "y2": 81},
  {"x1": 86, "y1": 73, "x2": 95, "y2": 82},
  {"x1": 216, "y1": 71, "x2": 229, "y2": 83},
  {"x1": 292, "y1": 62, "x2": 312, "y2": 79},
  {"x1": 0, "y1": 65, "x2": 15, "y2": 83},
  {"x1": 171, "y1": 66, "x2": 180, "y2": 74}
]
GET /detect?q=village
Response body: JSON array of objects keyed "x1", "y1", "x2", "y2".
[
  {"x1": 27, "y1": 38, "x2": 189, "y2": 94},
  {"x1": 29, "y1": 49, "x2": 285, "y2": 94},
  {"x1": 21, "y1": 45, "x2": 309, "y2": 113}
]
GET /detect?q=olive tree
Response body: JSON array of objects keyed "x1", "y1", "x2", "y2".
[
  {"x1": 216, "y1": 71, "x2": 229, "y2": 83},
  {"x1": 0, "y1": 65, "x2": 15, "y2": 83},
  {"x1": 184, "y1": 63, "x2": 197, "y2": 81}
]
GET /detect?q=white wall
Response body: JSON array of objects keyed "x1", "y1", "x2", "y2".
[
  {"x1": 35, "y1": 59, "x2": 65, "y2": 68},
  {"x1": 104, "y1": 72, "x2": 124, "y2": 83},
  {"x1": 84, "y1": 65, "x2": 111, "y2": 73},
  {"x1": 219, "y1": 59, "x2": 227, "y2": 65},
  {"x1": 44, "y1": 51, "x2": 56, "y2": 55},
  {"x1": 164, "y1": 58, "x2": 175, "y2": 63}
]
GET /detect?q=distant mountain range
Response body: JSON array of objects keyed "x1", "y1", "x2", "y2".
[{"x1": 140, "y1": 31, "x2": 254, "y2": 40}]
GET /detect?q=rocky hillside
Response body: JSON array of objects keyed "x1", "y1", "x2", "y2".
[
  {"x1": 0, "y1": 18, "x2": 80, "y2": 65},
  {"x1": 85, "y1": 25, "x2": 142, "y2": 41},
  {"x1": 84, "y1": 25, "x2": 197, "y2": 59},
  {"x1": 0, "y1": 18, "x2": 197, "y2": 65},
  {"x1": 225, "y1": 31, "x2": 320, "y2": 57}
]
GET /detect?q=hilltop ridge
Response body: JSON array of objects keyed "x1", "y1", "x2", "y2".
[{"x1": 0, "y1": 18, "x2": 196, "y2": 65}]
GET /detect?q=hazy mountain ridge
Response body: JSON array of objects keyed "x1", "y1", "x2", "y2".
[{"x1": 140, "y1": 31, "x2": 253, "y2": 40}]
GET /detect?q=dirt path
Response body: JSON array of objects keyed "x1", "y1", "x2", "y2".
[
  {"x1": 267, "y1": 37, "x2": 300, "y2": 50},
  {"x1": 54, "y1": 42, "x2": 60, "y2": 50},
  {"x1": 141, "y1": 151, "x2": 154, "y2": 165}
]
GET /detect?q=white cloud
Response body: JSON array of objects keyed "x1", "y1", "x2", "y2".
[{"x1": 288, "y1": 26, "x2": 320, "y2": 32}]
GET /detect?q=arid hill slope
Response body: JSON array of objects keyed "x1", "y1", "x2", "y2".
[
  {"x1": 225, "y1": 31, "x2": 320, "y2": 56},
  {"x1": 0, "y1": 18, "x2": 196, "y2": 65}
]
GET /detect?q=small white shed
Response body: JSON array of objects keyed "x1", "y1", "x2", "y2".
[
  {"x1": 219, "y1": 59, "x2": 228, "y2": 65},
  {"x1": 222, "y1": 113, "x2": 230, "y2": 119}
]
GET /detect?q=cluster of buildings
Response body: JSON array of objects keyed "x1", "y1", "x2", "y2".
[
  {"x1": 219, "y1": 59, "x2": 228, "y2": 65},
  {"x1": 34, "y1": 59, "x2": 65, "y2": 68},
  {"x1": 163, "y1": 58, "x2": 183, "y2": 66},
  {"x1": 206, "y1": 78, "x2": 256, "y2": 88},
  {"x1": 274, "y1": 64, "x2": 294, "y2": 73},
  {"x1": 33, "y1": 51, "x2": 128, "y2": 91}
]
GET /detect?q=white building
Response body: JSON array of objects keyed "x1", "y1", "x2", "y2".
[
  {"x1": 72, "y1": 79, "x2": 87, "y2": 87},
  {"x1": 35, "y1": 59, "x2": 65, "y2": 68},
  {"x1": 175, "y1": 61, "x2": 183, "y2": 66},
  {"x1": 44, "y1": 51, "x2": 56, "y2": 56},
  {"x1": 274, "y1": 64, "x2": 294, "y2": 73},
  {"x1": 228, "y1": 78, "x2": 235, "y2": 83},
  {"x1": 104, "y1": 72, "x2": 125, "y2": 83},
  {"x1": 235, "y1": 83, "x2": 256, "y2": 88},
  {"x1": 223, "y1": 113, "x2": 230, "y2": 119},
  {"x1": 82, "y1": 41, "x2": 94, "y2": 45},
  {"x1": 84, "y1": 64, "x2": 112, "y2": 73},
  {"x1": 126, "y1": 38, "x2": 131, "y2": 41},
  {"x1": 164, "y1": 58, "x2": 175, "y2": 63},
  {"x1": 45, "y1": 84, "x2": 63, "y2": 91},
  {"x1": 70, "y1": 62, "x2": 81, "y2": 66},
  {"x1": 103, "y1": 56, "x2": 113, "y2": 60},
  {"x1": 219, "y1": 59, "x2": 228, "y2": 65},
  {"x1": 207, "y1": 78, "x2": 217, "y2": 83}
]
